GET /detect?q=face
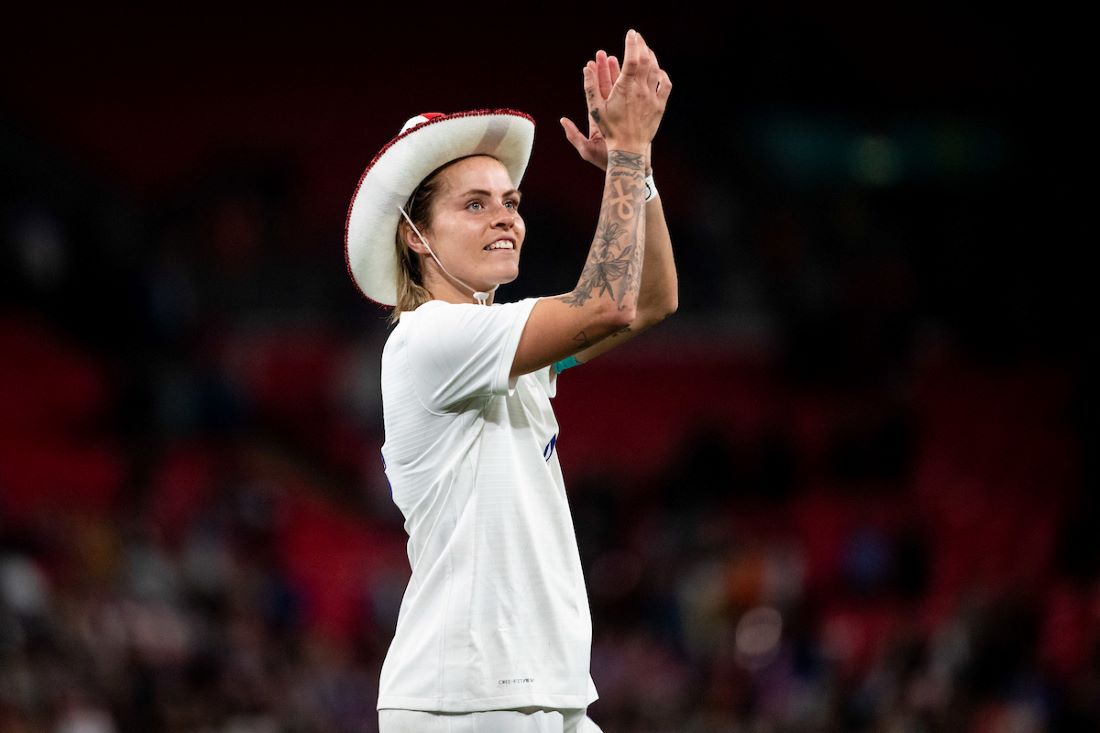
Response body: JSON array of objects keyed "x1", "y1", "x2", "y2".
[{"x1": 415, "y1": 155, "x2": 525, "y2": 301}]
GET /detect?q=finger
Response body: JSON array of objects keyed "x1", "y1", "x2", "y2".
[
  {"x1": 583, "y1": 62, "x2": 599, "y2": 107},
  {"x1": 595, "y1": 49, "x2": 613, "y2": 100},
  {"x1": 584, "y1": 62, "x2": 611, "y2": 136},
  {"x1": 656, "y1": 69, "x2": 672, "y2": 103},
  {"x1": 636, "y1": 31, "x2": 652, "y2": 62},
  {"x1": 620, "y1": 28, "x2": 641, "y2": 76},
  {"x1": 635, "y1": 31, "x2": 654, "y2": 75},
  {"x1": 560, "y1": 117, "x2": 586, "y2": 149},
  {"x1": 647, "y1": 50, "x2": 662, "y2": 93},
  {"x1": 563, "y1": 126, "x2": 599, "y2": 165},
  {"x1": 608, "y1": 55, "x2": 621, "y2": 85},
  {"x1": 584, "y1": 61, "x2": 602, "y2": 136}
]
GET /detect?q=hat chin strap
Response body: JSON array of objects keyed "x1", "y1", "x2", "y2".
[{"x1": 398, "y1": 206, "x2": 496, "y2": 306}]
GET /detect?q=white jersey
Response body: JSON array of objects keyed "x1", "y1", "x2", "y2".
[{"x1": 376, "y1": 297, "x2": 598, "y2": 712}]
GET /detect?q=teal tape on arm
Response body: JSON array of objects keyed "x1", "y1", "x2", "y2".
[{"x1": 554, "y1": 355, "x2": 580, "y2": 374}]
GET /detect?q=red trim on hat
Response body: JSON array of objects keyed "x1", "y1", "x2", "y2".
[{"x1": 343, "y1": 108, "x2": 535, "y2": 307}]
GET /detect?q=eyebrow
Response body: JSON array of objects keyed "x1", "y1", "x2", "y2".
[{"x1": 457, "y1": 188, "x2": 522, "y2": 200}]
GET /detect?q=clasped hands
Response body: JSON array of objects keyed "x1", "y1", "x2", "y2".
[{"x1": 560, "y1": 29, "x2": 672, "y2": 174}]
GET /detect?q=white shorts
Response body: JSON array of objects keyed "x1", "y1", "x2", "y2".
[{"x1": 378, "y1": 706, "x2": 603, "y2": 733}]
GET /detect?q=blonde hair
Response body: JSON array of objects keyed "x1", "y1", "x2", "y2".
[
  {"x1": 390, "y1": 173, "x2": 443, "y2": 324},
  {"x1": 389, "y1": 154, "x2": 483, "y2": 324}
]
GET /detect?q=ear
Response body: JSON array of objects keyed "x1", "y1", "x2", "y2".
[{"x1": 399, "y1": 219, "x2": 431, "y2": 255}]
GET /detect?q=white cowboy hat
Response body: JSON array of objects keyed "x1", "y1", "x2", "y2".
[{"x1": 344, "y1": 109, "x2": 536, "y2": 307}]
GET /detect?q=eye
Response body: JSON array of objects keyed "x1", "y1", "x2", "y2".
[
  {"x1": 505, "y1": 199, "x2": 520, "y2": 210},
  {"x1": 466, "y1": 200, "x2": 484, "y2": 211}
]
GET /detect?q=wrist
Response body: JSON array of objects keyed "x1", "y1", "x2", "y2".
[
  {"x1": 644, "y1": 171, "x2": 658, "y2": 203},
  {"x1": 605, "y1": 142, "x2": 649, "y2": 157}
]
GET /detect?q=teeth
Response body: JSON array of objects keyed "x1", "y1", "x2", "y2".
[{"x1": 485, "y1": 240, "x2": 514, "y2": 250}]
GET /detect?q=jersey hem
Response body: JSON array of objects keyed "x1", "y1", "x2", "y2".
[{"x1": 377, "y1": 691, "x2": 598, "y2": 712}]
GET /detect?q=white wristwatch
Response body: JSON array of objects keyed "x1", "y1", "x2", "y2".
[{"x1": 644, "y1": 173, "x2": 657, "y2": 203}]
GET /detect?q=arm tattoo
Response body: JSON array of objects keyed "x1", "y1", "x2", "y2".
[
  {"x1": 608, "y1": 150, "x2": 645, "y2": 170},
  {"x1": 558, "y1": 150, "x2": 646, "y2": 310}
]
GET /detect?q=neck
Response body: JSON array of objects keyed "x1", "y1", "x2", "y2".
[{"x1": 422, "y1": 264, "x2": 496, "y2": 306}]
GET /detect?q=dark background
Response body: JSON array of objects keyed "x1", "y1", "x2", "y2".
[{"x1": 1, "y1": 5, "x2": 1093, "y2": 732}]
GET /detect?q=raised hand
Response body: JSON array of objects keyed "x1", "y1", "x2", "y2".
[
  {"x1": 561, "y1": 30, "x2": 670, "y2": 168},
  {"x1": 560, "y1": 50, "x2": 620, "y2": 170}
]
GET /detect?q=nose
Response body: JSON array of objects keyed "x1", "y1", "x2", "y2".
[{"x1": 491, "y1": 201, "x2": 517, "y2": 228}]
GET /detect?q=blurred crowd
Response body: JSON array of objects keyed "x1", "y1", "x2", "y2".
[
  {"x1": 1, "y1": 50, "x2": 1096, "y2": 732},
  {"x1": 1, "y1": 300, "x2": 1097, "y2": 732}
]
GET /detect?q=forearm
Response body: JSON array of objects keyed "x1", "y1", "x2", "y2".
[
  {"x1": 568, "y1": 190, "x2": 675, "y2": 364},
  {"x1": 636, "y1": 186, "x2": 678, "y2": 323},
  {"x1": 517, "y1": 29, "x2": 667, "y2": 376},
  {"x1": 558, "y1": 147, "x2": 648, "y2": 317}
]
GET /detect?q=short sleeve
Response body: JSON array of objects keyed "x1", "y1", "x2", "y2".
[
  {"x1": 404, "y1": 298, "x2": 540, "y2": 412},
  {"x1": 537, "y1": 364, "x2": 558, "y2": 399}
]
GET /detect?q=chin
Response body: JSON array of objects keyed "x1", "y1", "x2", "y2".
[{"x1": 493, "y1": 265, "x2": 520, "y2": 285}]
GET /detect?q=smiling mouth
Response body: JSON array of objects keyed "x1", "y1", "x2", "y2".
[{"x1": 484, "y1": 240, "x2": 516, "y2": 252}]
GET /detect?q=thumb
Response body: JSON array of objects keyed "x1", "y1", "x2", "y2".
[{"x1": 560, "y1": 117, "x2": 585, "y2": 149}]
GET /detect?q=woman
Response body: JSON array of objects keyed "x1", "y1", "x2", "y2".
[{"x1": 345, "y1": 29, "x2": 674, "y2": 733}]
